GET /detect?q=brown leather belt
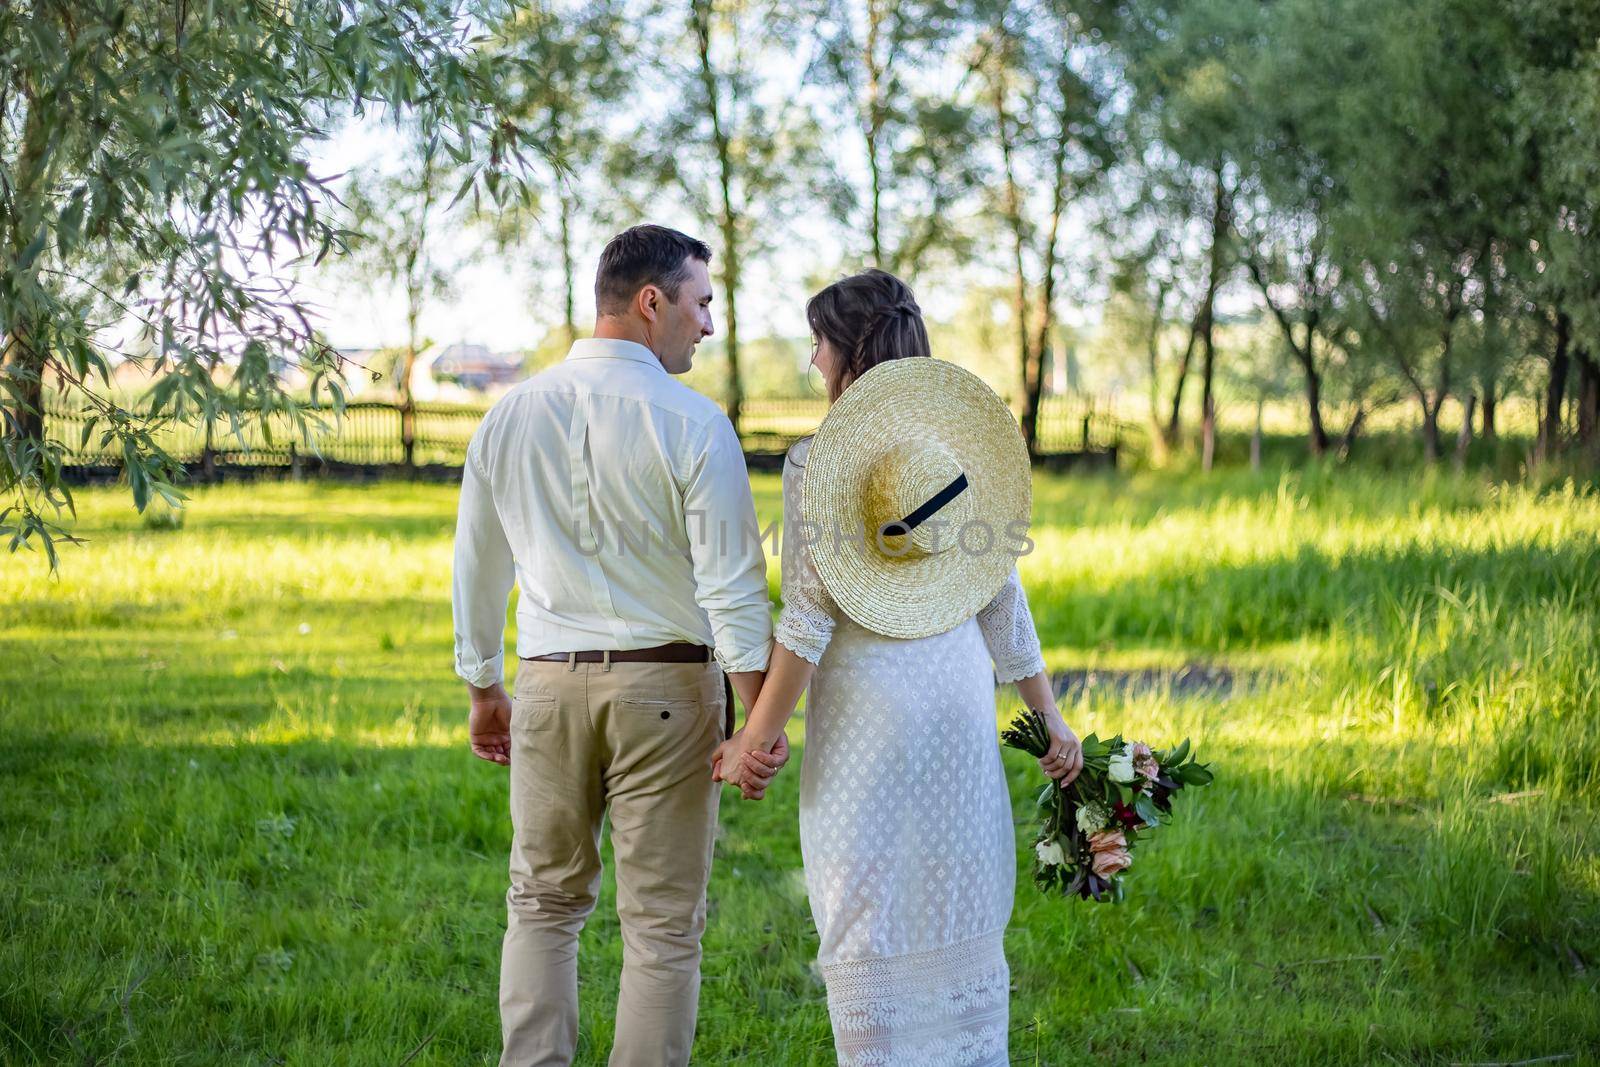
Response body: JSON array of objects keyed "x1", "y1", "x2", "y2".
[
  {"x1": 521, "y1": 641, "x2": 711, "y2": 664},
  {"x1": 522, "y1": 642, "x2": 735, "y2": 739}
]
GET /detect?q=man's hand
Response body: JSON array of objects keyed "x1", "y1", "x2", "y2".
[
  {"x1": 712, "y1": 729, "x2": 789, "y2": 800},
  {"x1": 468, "y1": 683, "x2": 512, "y2": 765}
]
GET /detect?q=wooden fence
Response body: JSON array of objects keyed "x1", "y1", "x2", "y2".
[{"x1": 46, "y1": 393, "x2": 1119, "y2": 476}]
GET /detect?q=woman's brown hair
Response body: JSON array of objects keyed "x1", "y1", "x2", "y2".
[{"x1": 806, "y1": 269, "x2": 931, "y2": 401}]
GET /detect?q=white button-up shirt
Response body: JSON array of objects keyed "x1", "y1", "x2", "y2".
[{"x1": 452, "y1": 337, "x2": 774, "y2": 687}]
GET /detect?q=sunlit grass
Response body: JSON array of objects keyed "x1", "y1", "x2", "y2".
[{"x1": 2, "y1": 467, "x2": 1598, "y2": 1064}]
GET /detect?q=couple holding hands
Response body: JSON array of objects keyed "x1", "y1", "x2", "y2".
[{"x1": 453, "y1": 224, "x2": 1083, "y2": 1067}]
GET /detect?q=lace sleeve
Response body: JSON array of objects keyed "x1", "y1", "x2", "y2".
[
  {"x1": 976, "y1": 566, "x2": 1046, "y2": 683},
  {"x1": 773, "y1": 440, "x2": 837, "y2": 665}
]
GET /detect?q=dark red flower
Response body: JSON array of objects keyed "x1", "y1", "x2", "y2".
[{"x1": 1113, "y1": 802, "x2": 1142, "y2": 829}]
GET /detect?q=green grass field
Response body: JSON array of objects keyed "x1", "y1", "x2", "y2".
[{"x1": 3, "y1": 465, "x2": 1599, "y2": 1065}]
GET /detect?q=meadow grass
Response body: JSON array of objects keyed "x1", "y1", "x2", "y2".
[{"x1": 2, "y1": 464, "x2": 1598, "y2": 1065}]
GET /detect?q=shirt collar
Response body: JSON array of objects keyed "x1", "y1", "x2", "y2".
[{"x1": 565, "y1": 337, "x2": 664, "y2": 370}]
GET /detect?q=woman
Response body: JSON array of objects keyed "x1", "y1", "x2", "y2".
[{"x1": 713, "y1": 269, "x2": 1084, "y2": 1066}]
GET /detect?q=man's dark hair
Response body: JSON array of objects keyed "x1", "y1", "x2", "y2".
[{"x1": 594, "y1": 224, "x2": 713, "y2": 316}]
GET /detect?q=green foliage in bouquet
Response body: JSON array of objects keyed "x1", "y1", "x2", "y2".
[{"x1": 1001, "y1": 707, "x2": 1214, "y2": 902}]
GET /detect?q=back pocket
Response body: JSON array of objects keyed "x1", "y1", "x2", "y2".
[
  {"x1": 617, "y1": 697, "x2": 698, "y2": 723},
  {"x1": 511, "y1": 692, "x2": 557, "y2": 733}
]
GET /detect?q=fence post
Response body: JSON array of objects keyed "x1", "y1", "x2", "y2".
[
  {"x1": 201, "y1": 413, "x2": 217, "y2": 482},
  {"x1": 400, "y1": 399, "x2": 416, "y2": 471}
]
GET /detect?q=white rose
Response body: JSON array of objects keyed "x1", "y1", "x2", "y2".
[
  {"x1": 1108, "y1": 751, "x2": 1137, "y2": 784},
  {"x1": 1035, "y1": 839, "x2": 1067, "y2": 867},
  {"x1": 1076, "y1": 802, "x2": 1110, "y2": 834}
]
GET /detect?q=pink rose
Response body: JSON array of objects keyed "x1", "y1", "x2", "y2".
[
  {"x1": 1088, "y1": 829, "x2": 1132, "y2": 878},
  {"x1": 1132, "y1": 742, "x2": 1159, "y2": 782}
]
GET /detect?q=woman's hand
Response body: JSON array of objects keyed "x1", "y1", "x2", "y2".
[
  {"x1": 712, "y1": 729, "x2": 788, "y2": 800},
  {"x1": 1038, "y1": 706, "x2": 1084, "y2": 787}
]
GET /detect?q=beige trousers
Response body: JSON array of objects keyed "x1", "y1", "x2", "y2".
[{"x1": 500, "y1": 657, "x2": 726, "y2": 1067}]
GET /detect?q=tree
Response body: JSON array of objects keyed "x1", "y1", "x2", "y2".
[
  {"x1": 615, "y1": 0, "x2": 824, "y2": 435},
  {"x1": 975, "y1": 0, "x2": 1111, "y2": 456},
  {"x1": 1103, "y1": 252, "x2": 1176, "y2": 462},
  {"x1": 1312, "y1": 0, "x2": 1525, "y2": 462},
  {"x1": 1, "y1": 0, "x2": 532, "y2": 565},
  {"x1": 340, "y1": 134, "x2": 461, "y2": 466},
  {"x1": 1510, "y1": 0, "x2": 1600, "y2": 460},
  {"x1": 811, "y1": 0, "x2": 985, "y2": 278},
  {"x1": 1217, "y1": 312, "x2": 1296, "y2": 471},
  {"x1": 1219, "y1": 0, "x2": 1355, "y2": 460},
  {"x1": 1095, "y1": 133, "x2": 1208, "y2": 464},
  {"x1": 490, "y1": 0, "x2": 632, "y2": 348},
  {"x1": 1236, "y1": 211, "x2": 1334, "y2": 458},
  {"x1": 1105, "y1": 0, "x2": 1257, "y2": 469}
]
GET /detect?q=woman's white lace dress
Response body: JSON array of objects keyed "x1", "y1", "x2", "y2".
[{"x1": 774, "y1": 438, "x2": 1046, "y2": 1067}]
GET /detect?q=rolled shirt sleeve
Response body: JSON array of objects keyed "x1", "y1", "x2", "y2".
[
  {"x1": 682, "y1": 415, "x2": 774, "y2": 674},
  {"x1": 452, "y1": 438, "x2": 517, "y2": 688}
]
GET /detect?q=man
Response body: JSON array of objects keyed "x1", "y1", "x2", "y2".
[{"x1": 452, "y1": 224, "x2": 786, "y2": 1067}]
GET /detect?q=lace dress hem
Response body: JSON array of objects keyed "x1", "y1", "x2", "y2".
[{"x1": 822, "y1": 930, "x2": 1010, "y2": 1067}]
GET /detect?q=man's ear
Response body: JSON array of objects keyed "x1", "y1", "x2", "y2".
[{"x1": 638, "y1": 285, "x2": 661, "y2": 323}]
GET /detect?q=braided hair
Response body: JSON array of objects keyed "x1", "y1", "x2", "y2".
[{"x1": 805, "y1": 269, "x2": 931, "y2": 402}]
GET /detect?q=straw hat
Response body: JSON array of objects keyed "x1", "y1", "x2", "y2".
[{"x1": 801, "y1": 357, "x2": 1032, "y2": 639}]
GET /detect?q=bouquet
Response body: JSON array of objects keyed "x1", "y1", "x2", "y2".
[{"x1": 1001, "y1": 707, "x2": 1214, "y2": 902}]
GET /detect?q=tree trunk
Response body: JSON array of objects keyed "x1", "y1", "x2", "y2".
[
  {"x1": 398, "y1": 248, "x2": 421, "y2": 468},
  {"x1": 1026, "y1": 66, "x2": 1071, "y2": 460},
  {"x1": 1420, "y1": 397, "x2": 1441, "y2": 464},
  {"x1": 1250, "y1": 396, "x2": 1263, "y2": 472},
  {"x1": 693, "y1": 0, "x2": 744, "y2": 437},
  {"x1": 1299, "y1": 258, "x2": 1330, "y2": 458},
  {"x1": 3, "y1": 94, "x2": 51, "y2": 457},
  {"x1": 1300, "y1": 334, "x2": 1328, "y2": 460},
  {"x1": 991, "y1": 41, "x2": 1063, "y2": 459},
  {"x1": 1339, "y1": 405, "x2": 1366, "y2": 460},
  {"x1": 1539, "y1": 310, "x2": 1570, "y2": 460},
  {"x1": 1145, "y1": 284, "x2": 1170, "y2": 463},
  {"x1": 399, "y1": 334, "x2": 418, "y2": 468},
  {"x1": 398, "y1": 152, "x2": 437, "y2": 471},
  {"x1": 1420, "y1": 311, "x2": 1458, "y2": 465},
  {"x1": 1030, "y1": 59, "x2": 1068, "y2": 460},
  {"x1": 720, "y1": 224, "x2": 743, "y2": 436},
  {"x1": 1163, "y1": 309, "x2": 1200, "y2": 451},
  {"x1": 993, "y1": 61, "x2": 1036, "y2": 455},
  {"x1": 0, "y1": 321, "x2": 45, "y2": 453},
  {"x1": 1198, "y1": 170, "x2": 1228, "y2": 473},
  {"x1": 864, "y1": 0, "x2": 886, "y2": 267},
  {"x1": 202, "y1": 415, "x2": 217, "y2": 480},
  {"x1": 1453, "y1": 392, "x2": 1476, "y2": 471},
  {"x1": 558, "y1": 186, "x2": 577, "y2": 348},
  {"x1": 1245, "y1": 254, "x2": 1328, "y2": 458},
  {"x1": 1576, "y1": 348, "x2": 1599, "y2": 450},
  {"x1": 1481, "y1": 380, "x2": 1496, "y2": 442}
]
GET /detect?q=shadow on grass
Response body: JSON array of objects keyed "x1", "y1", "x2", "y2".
[
  {"x1": 1029, "y1": 536, "x2": 1600, "y2": 652},
  {"x1": 0, "y1": 725, "x2": 821, "y2": 1066},
  {"x1": 1, "y1": 720, "x2": 1595, "y2": 1064},
  {"x1": 1049, "y1": 662, "x2": 1258, "y2": 701},
  {"x1": 998, "y1": 748, "x2": 1600, "y2": 1063}
]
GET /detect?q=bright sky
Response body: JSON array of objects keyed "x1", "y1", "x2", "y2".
[
  {"x1": 291, "y1": 35, "x2": 1134, "y2": 360},
  {"x1": 298, "y1": 118, "x2": 545, "y2": 353},
  {"x1": 297, "y1": 106, "x2": 848, "y2": 354}
]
